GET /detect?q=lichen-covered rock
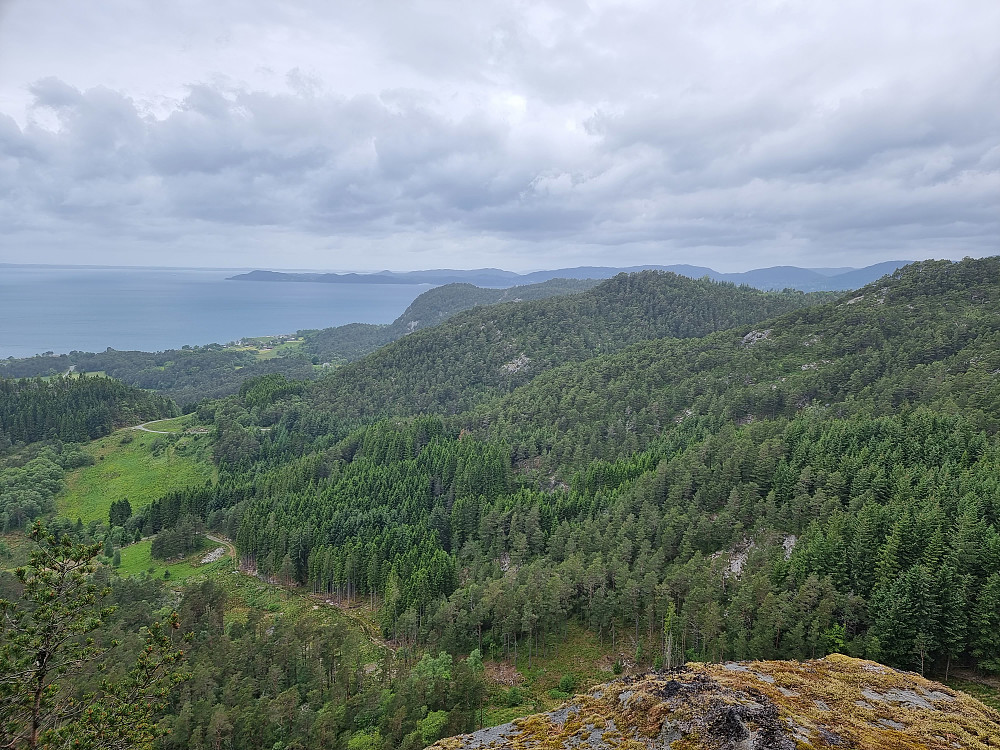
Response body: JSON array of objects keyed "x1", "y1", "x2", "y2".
[{"x1": 433, "y1": 655, "x2": 1000, "y2": 750}]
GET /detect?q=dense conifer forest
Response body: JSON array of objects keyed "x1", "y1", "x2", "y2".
[
  {"x1": 0, "y1": 375, "x2": 176, "y2": 446},
  {"x1": 306, "y1": 272, "x2": 835, "y2": 418},
  {"x1": 301, "y1": 277, "x2": 601, "y2": 365},
  {"x1": 3, "y1": 257, "x2": 1000, "y2": 749},
  {"x1": 179, "y1": 258, "x2": 1000, "y2": 675}
]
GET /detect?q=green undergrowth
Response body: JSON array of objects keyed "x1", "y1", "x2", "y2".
[
  {"x1": 56, "y1": 425, "x2": 214, "y2": 523},
  {"x1": 517, "y1": 624, "x2": 614, "y2": 696},
  {"x1": 0, "y1": 532, "x2": 32, "y2": 569},
  {"x1": 113, "y1": 529, "x2": 385, "y2": 665},
  {"x1": 949, "y1": 679, "x2": 1000, "y2": 712},
  {"x1": 213, "y1": 571, "x2": 385, "y2": 664},
  {"x1": 111, "y1": 537, "x2": 382, "y2": 666},
  {"x1": 481, "y1": 623, "x2": 617, "y2": 725}
]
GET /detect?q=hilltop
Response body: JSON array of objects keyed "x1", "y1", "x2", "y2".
[
  {"x1": 301, "y1": 277, "x2": 600, "y2": 365},
  {"x1": 437, "y1": 655, "x2": 1000, "y2": 750},
  {"x1": 472, "y1": 256, "x2": 1000, "y2": 463},
  {"x1": 307, "y1": 271, "x2": 835, "y2": 417}
]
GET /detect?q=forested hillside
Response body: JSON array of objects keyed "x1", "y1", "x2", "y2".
[
  {"x1": 0, "y1": 278, "x2": 596, "y2": 407},
  {"x1": 308, "y1": 272, "x2": 835, "y2": 418},
  {"x1": 301, "y1": 278, "x2": 600, "y2": 365},
  {"x1": 472, "y1": 257, "x2": 1000, "y2": 465},
  {"x1": 5, "y1": 257, "x2": 1000, "y2": 750},
  {"x1": 0, "y1": 440, "x2": 93, "y2": 531},
  {"x1": 169, "y1": 257, "x2": 1000, "y2": 684},
  {"x1": 0, "y1": 347, "x2": 316, "y2": 409}
]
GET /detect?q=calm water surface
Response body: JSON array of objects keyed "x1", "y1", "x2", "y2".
[{"x1": 0, "y1": 267, "x2": 429, "y2": 358}]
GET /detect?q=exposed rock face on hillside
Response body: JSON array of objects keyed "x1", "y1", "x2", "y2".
[{"x1": 434, "y1": 655, "x2": 1000, "y2": 750}]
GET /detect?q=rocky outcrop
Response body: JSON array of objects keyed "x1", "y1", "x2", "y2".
[{"x1": 434, "y1": 655, "x2": 1000, "y2": 750}]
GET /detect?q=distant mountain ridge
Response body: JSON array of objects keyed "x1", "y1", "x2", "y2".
[{"x1": 230, "y1": 260, "x2": 912, "y2": 291}]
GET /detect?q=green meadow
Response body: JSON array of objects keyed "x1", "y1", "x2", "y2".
[
  {"x1": 478, "y1": 623, "x2": 616, "y2": 725},
  {"x1": 115, "y1": 536, "x2": 231, "y2": 582},
  {"x1": 56, "y1": 419, "x2": 215, "y2": 524}
]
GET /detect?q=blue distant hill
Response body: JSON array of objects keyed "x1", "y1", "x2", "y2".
[{"x1": 229, "y1": 260, "x2": 913, "y2": 292}]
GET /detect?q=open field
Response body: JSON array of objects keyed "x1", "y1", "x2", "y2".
[
  {"x1": 254, "y1": 339, "x2": 306, "y2": 361},
  {"x1": 114, "y1": 536, "x2": 227, "y2": 582},
  {"x1": 56, "y1": 426, "x2": 215, "y2": 523},
  {"x1": 223, "y1": 334, "x2": 307, "y2": 361}
]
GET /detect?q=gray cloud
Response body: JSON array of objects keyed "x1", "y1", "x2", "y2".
[{"x1": 0, "y1": 0, "x2": 997, "y2": 270}]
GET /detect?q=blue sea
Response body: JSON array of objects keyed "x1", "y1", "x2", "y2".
[{"x1": 0, "y1": 266, "x2": 430, "y2": 359}]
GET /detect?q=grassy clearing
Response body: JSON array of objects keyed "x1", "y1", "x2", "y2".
[
  {"x1": 255, "y1": 340, "x2": 305, "y2": 361},
  {"x1": 112, "y1": 535, "x2": 384, "y2": 664},
  {"x1": 225, "y1": 335, "x2": 307, "y2": 361},
  {"x1": 514, "y1": 624, "x2": 615, "y2": 698},
  {"x1": 56, "y1": 427, "x2": 214, "y2": 523},
  {"x1": 114, "y1": 536, "x2": 227, "y2": 582},
  {"x1": 198, "y1": 565, "x2": 385, "y2": 663}
]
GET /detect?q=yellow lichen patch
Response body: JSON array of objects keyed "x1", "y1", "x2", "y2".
[
  {"x1": 706, "y1": 655, "x2": 1000, "y2": 750},
  {"x1": 433, "y1": 656, "x2": 1000, "y2": 750}
]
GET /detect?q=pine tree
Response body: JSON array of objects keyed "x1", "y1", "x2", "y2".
[
  {"x1": 0, "y1": 523, "x2": 188, "y2": 749},
  {"x1": 972, "y1": 573, "x2": 1000, "y2": 674}
]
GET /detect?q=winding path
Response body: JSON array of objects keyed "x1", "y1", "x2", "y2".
[
  {"x1": 130, "y1": 419, "x2": 176, "y2": 434},
  {"x1": 129, "y1": 419, "x2": 254, "y2": 435},
  {"x1": 206, "y1": 533, "x2": 237, "y2": 567}
]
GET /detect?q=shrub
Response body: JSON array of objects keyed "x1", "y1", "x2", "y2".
[{"x1": 558, "y1": 673, "x2": 576, "y2": 693}]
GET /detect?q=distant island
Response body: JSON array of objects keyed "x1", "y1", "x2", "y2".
[{"x1": 228, "y1": 260, "x2": 912, "y2": 291}]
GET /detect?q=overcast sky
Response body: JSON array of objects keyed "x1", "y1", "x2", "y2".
[{"x1": 0, "y1": 1, "x2": 997, "y2": 272}]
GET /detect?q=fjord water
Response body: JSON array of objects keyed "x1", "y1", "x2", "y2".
[{"x1": 0, "y1": 267, "x2": 428, "y2": 358}]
